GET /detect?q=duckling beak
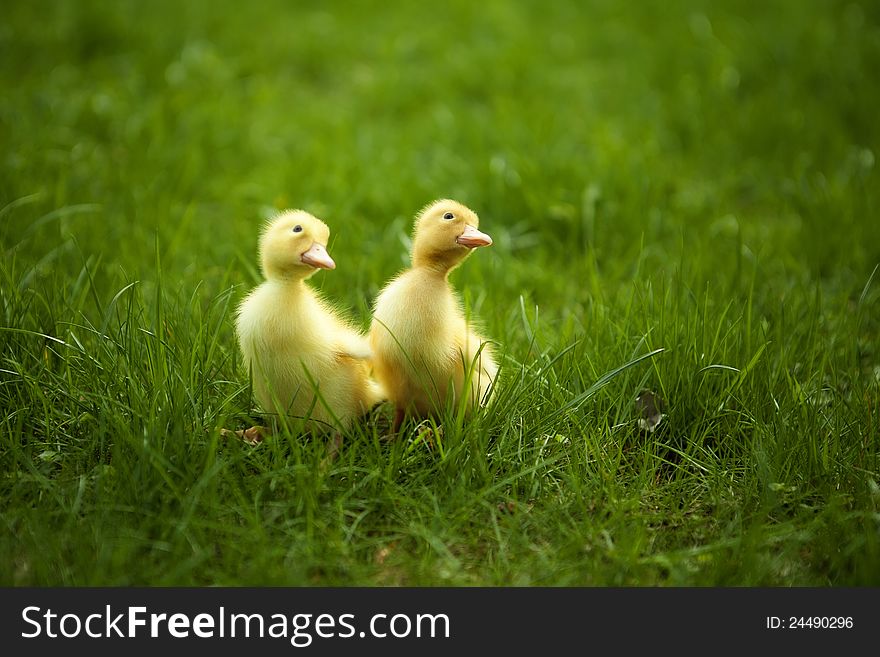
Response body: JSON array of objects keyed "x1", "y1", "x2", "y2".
[
  {"x1": 456, "y1": 224, "x2": 493, "y2": 248},
  {"x1": 301, "y1": 243, "x2": 336, "y2": 270}
]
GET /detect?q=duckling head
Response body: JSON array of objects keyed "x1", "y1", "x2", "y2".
[
  {"x1": 410, "y1": 199, "x2": 492, "y2": 271},
  {"x1": 259, "y1": 210, "x2": 336, "y2": 282}
]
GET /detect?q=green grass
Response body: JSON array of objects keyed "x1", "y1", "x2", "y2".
[{"x1": 1, "y1": 0, "x2": 879, "y2": 586}]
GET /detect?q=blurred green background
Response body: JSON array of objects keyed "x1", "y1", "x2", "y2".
[
  {"x1": 1, "y1": 0, "x2": 878, "y2": 585},
  {"x1": 4, "y1": 0, "x2": 877, "y2": 300}
]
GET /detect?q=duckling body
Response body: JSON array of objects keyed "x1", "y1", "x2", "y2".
[
  {"x1": 370, "y1": 200, "x2": 497, "y2": 423},
  {"x1": 236, "y1": 210, "x2": 382, "y2": 430}
]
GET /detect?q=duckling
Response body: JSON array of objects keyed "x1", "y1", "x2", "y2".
[
  {"x1": 369, "y1": 199, "x2": 498, "y2": 430},
  {"x1": 235, "y1": 210, "x2": 383, "y2": 435}
]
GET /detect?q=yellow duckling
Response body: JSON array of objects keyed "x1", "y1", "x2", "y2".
[
  {"x1": 235, "y1": 210, "x2": 383, "y2": 436},
  {"x1": 370, "y1": 199, "x2": 498, "y2": 430}
]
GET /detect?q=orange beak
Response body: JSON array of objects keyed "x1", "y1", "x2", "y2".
[
  {"x1": 456, "y1": 224, "x2": 493, "y2": 248},
  {"x1": 301, "y1": 243, "x2": 336, "y2": 270}
]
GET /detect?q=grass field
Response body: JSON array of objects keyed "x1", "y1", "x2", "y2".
[{"x1": 1, "y1": 0, "x2": 878, "y2": 586}]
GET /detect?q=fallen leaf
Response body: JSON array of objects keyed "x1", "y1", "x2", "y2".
[
  {"x1": 219, "y1": 426, "x2": 266, "y2": 445},
  {"x1": 374, "y1": 542, "x2": 398, "y2": 566},
  {"x1": 635, "y1": 389, "x2": 665, "y2": 433},
  {"x1": 414, "y1": 423, "x2": 442, "y2": 449},
  {"x1": 497, "y1": 501, "x2": 517, "y2": 514}
]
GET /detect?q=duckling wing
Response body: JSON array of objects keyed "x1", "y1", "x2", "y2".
[
  {"x1": 307, "y1": 293, "x2": 372, "y2": 360},
  {"x1": 335, "y1": 330, "x2": 373, "y2": 360}
]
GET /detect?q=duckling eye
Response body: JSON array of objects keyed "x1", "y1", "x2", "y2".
[
  {"x1": 443, "y1": 212, "x2": 455, "y2": 220},
  {"x1": 292, "y1": 225, "x2": 303, "y2": 233}
]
